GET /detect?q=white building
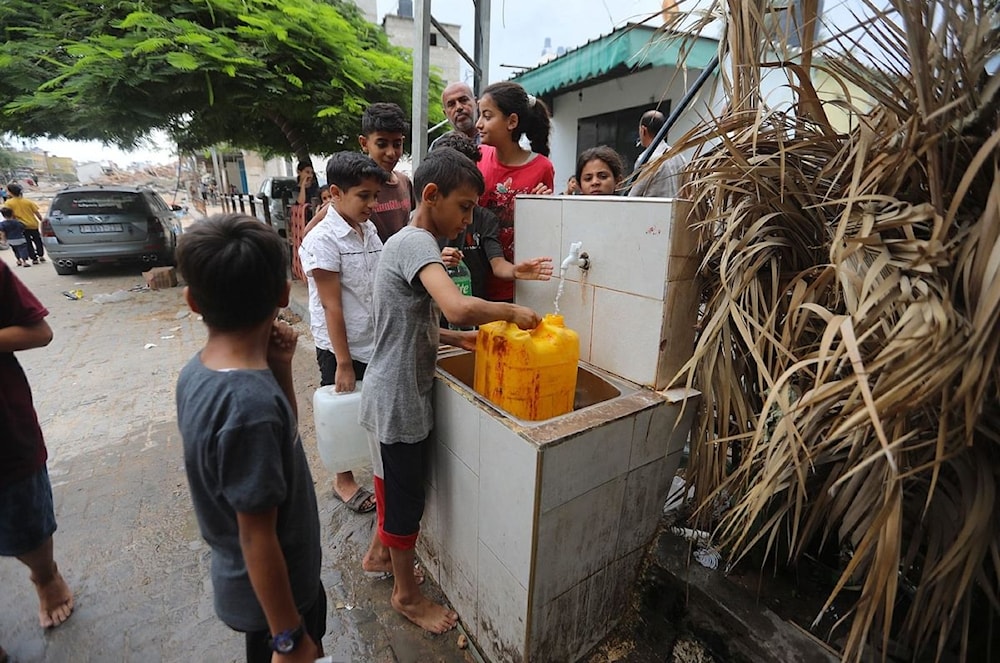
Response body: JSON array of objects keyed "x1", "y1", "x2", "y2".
[{"x1": 511, "y1": 24, "x2": 719, "y2": 188}]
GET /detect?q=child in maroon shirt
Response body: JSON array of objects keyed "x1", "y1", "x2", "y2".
[{"x1": 0, "y1": 261, "x2": 74, "y2": 647}]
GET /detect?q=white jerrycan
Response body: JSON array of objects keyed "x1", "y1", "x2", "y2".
[{"x1": 312, "y1": 382, "x2": 371, "y2": 473}]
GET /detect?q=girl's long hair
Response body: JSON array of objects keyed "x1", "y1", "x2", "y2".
[{"x1": 481, "y1": 81, "x2": 551, "y2": 157}]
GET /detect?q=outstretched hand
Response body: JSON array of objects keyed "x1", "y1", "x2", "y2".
[
  {"x1": 529, "y1": 182, "x2": 554, "y2": 195},
  {"x1": 513, "y1": 256, "x2": 553, "y2": 281}
]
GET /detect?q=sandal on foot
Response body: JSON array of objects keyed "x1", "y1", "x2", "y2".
[
  {"x1": 363, "y1": 562, "x2": 426, "y2": 585},
  {"x1": 338, "y1": 486, "x2": 376, "y2": 514}
]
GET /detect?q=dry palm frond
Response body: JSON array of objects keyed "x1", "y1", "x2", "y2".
[{"x1": 658, "y1": 0, "x2": 1000, "y2": 661}]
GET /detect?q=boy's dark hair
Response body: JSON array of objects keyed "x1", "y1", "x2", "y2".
[
  {"x1": 413, "y1": 148, "x2": 484, "y2": 199},
  {"x1": 431, "y1": 131, "x2": 481, "y2": 163},
  {"x1": 0, "y1": 206, "x2": 13, "y2": 218},
  {"x1": 176, "y1": 214, "x2": 288, "y2": 332},
  {"x1": 480, "y1": 81, "x2": 552, "y2": 157},
  {"x1": 324, "y1": 151, "x2": 389, "y2": 192},
  {"x1": 361, "y1": 102, "x2": 409, "y2": 136},
  {"x1": 7, "y1": 182, "x2": 23, "y2": 196},
  {"x1": 575, "y1": 145, "x2": 626, "y2": 185}
]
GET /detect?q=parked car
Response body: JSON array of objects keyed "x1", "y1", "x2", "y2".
[
  {"x1": 42, "y1": 186, "x2": 184, "y2": 275},
  {"x1": 256, "y1": 177, "x2": 298, "y2": 237}
]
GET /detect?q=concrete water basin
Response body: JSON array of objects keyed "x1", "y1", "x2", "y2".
[
  {"x1": 420, "y1": 349, "x2": 700, "y2": 663},
  {"x1": 435, "y1": 349, "x2": 633, "y2": 428}
]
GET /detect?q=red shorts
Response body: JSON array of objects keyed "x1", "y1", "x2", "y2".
[{"x1": 369, "y1": 435, "x2": 428, "y2": 550}]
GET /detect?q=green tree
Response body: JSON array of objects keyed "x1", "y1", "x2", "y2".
[{"x1": 0, "y1": 0, "x2": 444, "y2": 161}]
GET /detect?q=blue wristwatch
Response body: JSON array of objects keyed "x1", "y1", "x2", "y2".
[{"x1": 269, "y1": 624, "x2": 304, "y2": 654}]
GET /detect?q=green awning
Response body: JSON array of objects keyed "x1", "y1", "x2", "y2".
[{"x1": 513, "y1": 24, "x2": 718, "y2": 99}]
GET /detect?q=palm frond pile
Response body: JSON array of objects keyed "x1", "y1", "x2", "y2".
[{"x1": 666, "y1": 0, "x2": 1000, "y2": 660}]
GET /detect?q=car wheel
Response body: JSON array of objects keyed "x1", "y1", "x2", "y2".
[{"x1": 53, "y1": 261, "x2": 78, "y2": 275}]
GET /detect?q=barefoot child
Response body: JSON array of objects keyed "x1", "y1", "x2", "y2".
[
  {"x1": 175, "y1": 214, "x2": 324, "y2": 662},
  {"x1": 359, "y1": 148, "x2": 540, "y2": 633},
  {"x1": 299, "y1": 152, "x2": 387, "y2": 516},
  {"x1": 0, "y1": 261, "x2": 74, "y2": 636}
]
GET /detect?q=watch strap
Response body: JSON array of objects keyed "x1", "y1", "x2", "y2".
[{"x1": 268, "y1": 623, "x2": 305, "y2": 654}]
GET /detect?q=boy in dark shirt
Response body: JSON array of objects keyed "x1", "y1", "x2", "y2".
[
  {"x1": 0, "y1": 207, "x2": 31, "y2": 267},
  {"x1": 175, "y1": 214, "x2": 324, "y2": 662}
]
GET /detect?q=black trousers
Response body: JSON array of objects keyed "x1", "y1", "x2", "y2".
[
  {"x1": 242, "y1": 582, "x2": 327, "y2": 663},
  {"x1": 23, "y1": 229, "x2": 43, "y2": 260},
  {"x1": 315, "y1": 347, "x2": 367, "y2": 387}
]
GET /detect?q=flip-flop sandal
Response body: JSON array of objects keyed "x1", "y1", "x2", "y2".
[
  {"x1": 339, "y1": 486, "x2": 376, "y2": 513},
  {"x1": 364, "y1": 563, "x2": 426, "y2": 585}
]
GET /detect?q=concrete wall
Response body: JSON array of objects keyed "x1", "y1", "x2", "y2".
[
  {"x1": 352, "y1": 0, "x2": 377, "y2": 24},
  {"x1": 383, "y1": 14, "x2": 463, "y2": 85}
]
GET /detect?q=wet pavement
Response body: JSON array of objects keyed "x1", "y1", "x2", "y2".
[{"x1": 0, "y1": 238, "x2": 477, "y2": 663}]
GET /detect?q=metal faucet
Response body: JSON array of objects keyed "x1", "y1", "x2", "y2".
[{"x1": 560, "y1": 241, "x2": 590, "y2": 271}]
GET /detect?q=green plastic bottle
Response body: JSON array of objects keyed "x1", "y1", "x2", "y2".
[{"x1": 447, "y1": 260, "x2": 474, "y2": 330}]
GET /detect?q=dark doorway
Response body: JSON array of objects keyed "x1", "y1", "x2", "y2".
[{"x1": 576, "y1": 101, "x2": 672, "y2": 171}]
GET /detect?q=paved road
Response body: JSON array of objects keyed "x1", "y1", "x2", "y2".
[{"x1": 0, "y1": 244, "x2": 474, "y2": 663}]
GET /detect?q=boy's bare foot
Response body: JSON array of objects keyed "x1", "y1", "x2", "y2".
[
  {"x1": 391, "y1": 592, "x2": 458, "y2": 634},
  {"x1": 362, "y1": 545, "x2": 391, "y2": 573},
  {"x1": 33, "y1": 569, "x2": 74, "y2": 628}
]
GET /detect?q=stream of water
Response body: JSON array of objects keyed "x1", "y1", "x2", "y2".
[{"x1": 554, "y1": 267, "x2": 567, "y2": 314}]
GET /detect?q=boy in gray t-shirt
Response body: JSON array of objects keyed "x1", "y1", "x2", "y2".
[
  {"x1": 359, "y1": 148, "x2": 539, "y2": 634},
  {"x1": 175, "y1": 214, "x2": 325, "y2": 661}
]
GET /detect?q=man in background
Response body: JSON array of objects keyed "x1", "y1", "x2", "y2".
[
  {"x1": 627, "y1": 110, "x2": 686, "y2": 199},
  {"x1": 431, "y1": 82, "x2": 479, "y2": 149}
]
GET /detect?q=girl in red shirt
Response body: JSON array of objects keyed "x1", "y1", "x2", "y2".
[{"x1": 475, "y1": 81, "x2": 555, "y2": 302}]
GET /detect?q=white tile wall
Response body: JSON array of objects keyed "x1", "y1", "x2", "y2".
[
  {"x1": 590, "y1": 288, "x2": 666, "y2": 387},
  {"x1": 434, "y1": 382, "x2": 480, "y2": 475},
  {"x1": 529, "y1": 547, "x2": 644, "y2": 663},
  {"x1": 478, "y1": 413, "x2": 538, "y2": 589},
  {"x1": 478, "y1": 541, "x2": 529, "y2": 662},
  {"x1": 539, "y1": 417, "x2": 634, "y2": 513},
  {"x1": 532, "y1": 476, "x2": 627, "y2": 606},
  {"x1": 419, "y1": 485, "x2": 441, "y2": 581},
  {"x1": 435, "y1": 445, "x2": 480, "y2": 592},
  {"x1": 514, "y1": 195, "x2": 694, "y2": 389},
  {"x1": 661, "y1": 389, "x2": 701, "y2": 489},
  {"x1": 616, "y1": 458, "x2": 671, "y2": 557},
  {"x1": 559, "y1": 197, "x2": 672, "y2": 300},
  {"x1": 436, "y1": 551, "x2": 478, "y2": 639},
  {"x1": 514, "y1": 195, "x2": 563, "y2": 281},
  {"x1": 630, "y1": 401, "x2": 681, "y2": 470}
]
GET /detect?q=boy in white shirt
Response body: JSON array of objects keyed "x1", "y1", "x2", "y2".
[{"x1": 299, "y1": 152, "x2": 387, "y2": 517}]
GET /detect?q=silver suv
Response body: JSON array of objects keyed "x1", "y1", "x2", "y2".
[
  {"x1": 256, "y1": 177, "x2": 298, "y2": 237},
  {"x1": 42, "y1": 186, "x2": 184, "y2": 275}
]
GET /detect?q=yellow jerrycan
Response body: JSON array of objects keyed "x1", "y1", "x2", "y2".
[{"x1": 474, "y1": 313, "x2": 580, "y2": 421}]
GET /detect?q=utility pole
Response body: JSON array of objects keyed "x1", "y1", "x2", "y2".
[
  {"x1": 411, "y1": 0, "x2": 431, "y2": 169},
  {"x1": 473, "y1": 0, "x2": 490, "y2": 96}
]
